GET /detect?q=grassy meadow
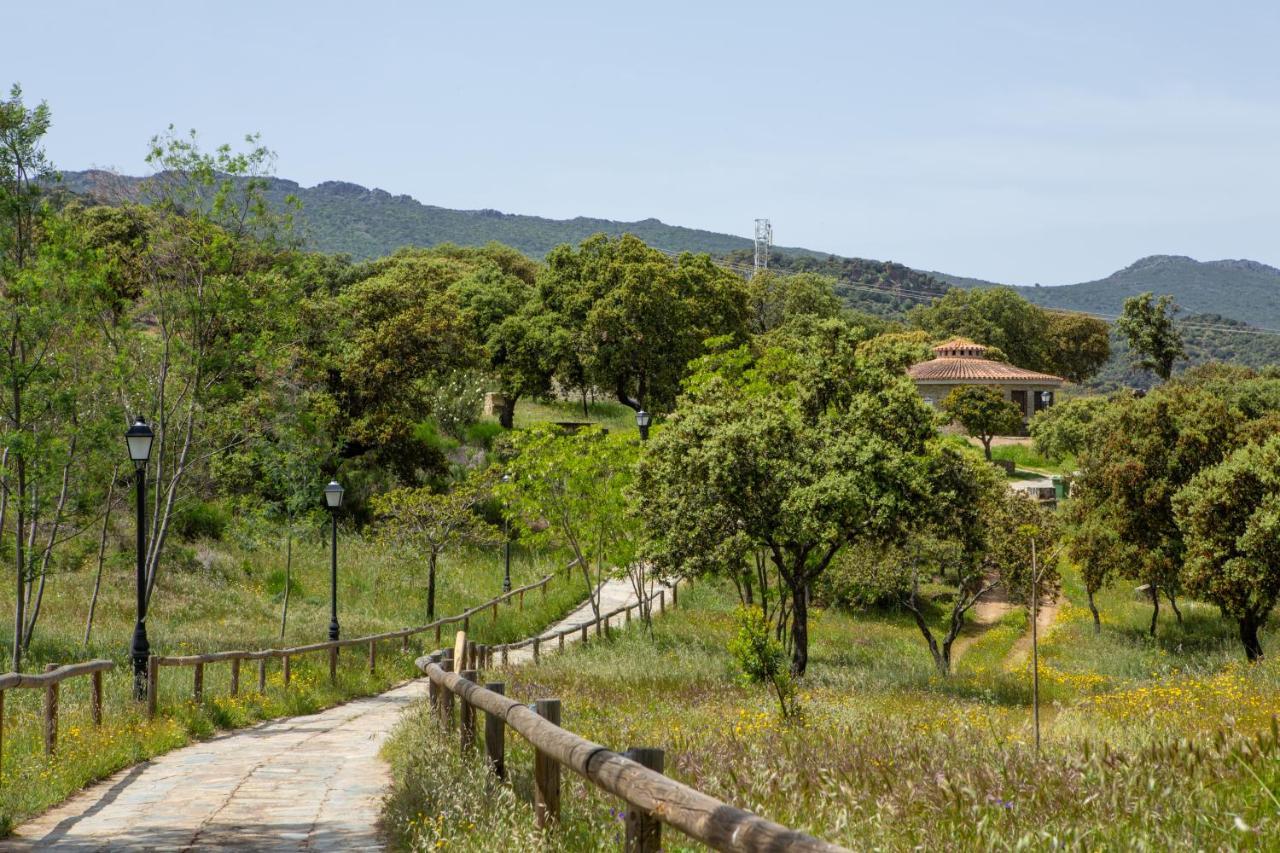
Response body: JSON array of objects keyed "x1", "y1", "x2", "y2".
[
  {"x1": 383, "y1": 566, "x2": 1280, "y2": 850},
  {"x1": 0, "y1": 533, "x2": 589, "y2": 835}
]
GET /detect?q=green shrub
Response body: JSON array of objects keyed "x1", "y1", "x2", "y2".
[
  {"x1": 728, "y1": 605, "x2": 800, "y2": 720},
  {"x1": 463, "y1": 420, "x2": 504, "y2": 449},
  {"x1": 171, "y1": 499, "x2": 229, "y2": 541}
]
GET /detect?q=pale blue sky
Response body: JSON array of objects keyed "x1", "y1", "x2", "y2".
[{"x1": 8, "y1": 1, "x2": 1280, "y2": 283}]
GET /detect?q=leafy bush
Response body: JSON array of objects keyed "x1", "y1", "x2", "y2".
[
  {"x1": 728, "y1": 606, "x2": 800, "y2": 720},
  {"x1": 170, "y1": 499, "x2": 229, "y2": 541},
  {"x1": 463, "y1": 420, "x2": 504, "y2": 449}
]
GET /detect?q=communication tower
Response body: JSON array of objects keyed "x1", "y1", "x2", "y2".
[{"x1": 753, "y1": 219, "x2": 772, "y2": 276}]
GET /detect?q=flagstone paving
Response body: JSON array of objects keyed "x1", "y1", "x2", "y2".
[{"x1": 3, "y1": 578, "x2": 653, "y2": 851}]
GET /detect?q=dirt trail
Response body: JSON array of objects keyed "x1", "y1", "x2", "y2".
[
  {"x1": 949, "y1": 592, "x2": 1015, "y2": 660},
  {"x1": 1003, "y1": 597, "x2": 1060, "y2": 671}
]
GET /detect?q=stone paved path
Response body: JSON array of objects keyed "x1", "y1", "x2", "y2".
[
  {"x1": 3, "y1": 578, "x2": 656, "y2": 851},
  {"x1": 505, "y1": 577, "x2": 650, "y2": 665}
]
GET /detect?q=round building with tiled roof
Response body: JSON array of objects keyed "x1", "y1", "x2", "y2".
[{"x1": 908, "y1": 338, "x2": 1064, "y2": 420}]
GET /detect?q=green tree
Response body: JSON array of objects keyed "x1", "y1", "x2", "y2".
[
  {"x1": 371, "y1": 470, "x2": 499, "y2": 620},
  {"x1": 638, "y1": 324, "x2": 935, "y2": 675},
  {"x1": 940, "y1": 385, "x2": 1023, "y2": 460},
  {"x1": 538, "y1": 234, "x2": 750, "y2": 413},
  {"x1": 900, "y1": 447, "x2": 1004, "y2": 675},
  {"x1": 746, "y1": 270, "x2": 845, "y2": 334},
  {"x1": 1173, "y1": 435, "x2": 1280, "y2": 661},
  {"x1": 501, "y1": 426, "x2": 645, "y2": 622},
  {"x1": 1028, "y1": 395, "x2": 1111, "y2": 462},
  {"x1": 1069, "y1": 383, "x2": 1236, "y2": 635},
  {"x1": 1045, "y1": 311, "x2": 1111, "y2": 383},
  {"x1": 1116, "y1": 292, "x2": 1186, "y2": 381},
  {"x1": 910, "y1": 287, "x2": 1050, "y2": 372}
]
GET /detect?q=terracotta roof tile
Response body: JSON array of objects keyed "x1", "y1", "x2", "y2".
[{"x1": 907, "y1": 357, "x2": 1064, "y2": 383}]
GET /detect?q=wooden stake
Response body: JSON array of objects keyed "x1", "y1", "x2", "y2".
[
  {"x1": 193, "y1": 662, "x2": 204, "y2": 703},
  {"x1": 459, "y1": 670, "x2": 477, "y2": 751},
  {"x1": 484, "y1": 681, "x2": 505, "y2": 779},
  {"x1": 257, "y1": 658, "x2": 267, "y2": 693},
  {"x1": 43, "y1": 664, "x2": 58, "y2": 756},
  {"x1": 283, "y1": 654, "x2": 291, "y2": 688},
  {"x1": 624, "y1": 747, "x2": 665, "y2": 851},
  {"x1": 534, "y1": 698, "x2": 561, "y2": 827},
  {"x1": 369, "y1": 640, "x2": 377, "y2": 675},
  {"x1": 147, "y1": 657, "x2": 159, "y2": 719},
  {"x1": 329, "y1": 645, "x2": 338, "y2": 683},
  {"x1": 230, "y1": 657, "x2": 240, "y2": 697},
  {"x1": 91, "y1": 670, "x2": 103, "y2": 726}
]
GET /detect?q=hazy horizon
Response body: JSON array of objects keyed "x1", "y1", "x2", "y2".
[{"x1": 9, "y1": 0, "x2": 1280, "y2": 285}]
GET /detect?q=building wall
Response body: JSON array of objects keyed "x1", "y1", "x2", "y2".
[{"x1": 915, "y1": 382, "x2": 1058, "y2": 419}]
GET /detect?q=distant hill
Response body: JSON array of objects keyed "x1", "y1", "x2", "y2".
[
  {"x1": 1090, "y1": 313, "x2": 1280, "y2": 391},
  {"x1": 59, "y1": 170, "x2": 833, "y2": 263},
  {"x1": 946, "y1": 255, "x2": 1280, "y2": 330}
]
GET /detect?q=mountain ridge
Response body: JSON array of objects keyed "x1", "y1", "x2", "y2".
[{"x1": 57, "y1": 169, "x2": 1280, "y2": 329}]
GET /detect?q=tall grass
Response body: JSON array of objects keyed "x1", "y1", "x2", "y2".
[{"x1": 384, "y1": 575, "x2": 1280, "y2": 850}]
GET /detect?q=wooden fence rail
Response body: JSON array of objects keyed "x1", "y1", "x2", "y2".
[
  {"x1": 415, "y1": 582, "x2": 848, "y2": 853},
  {"x1": 0, "y1": 659, "x2": 114, "y2": 770},
  {"x1": 145, "y1": 571, "x2": 561, "y2": 716}
]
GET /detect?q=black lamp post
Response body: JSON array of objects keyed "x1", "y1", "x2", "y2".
[
  {"x1": 324, "y1": 479, "x2": 344, "y2": 641},
  {"x1": 1040, "y1": 390, "x2": 1052, "y2": 409},
  {"x1": 635, "y1": 409, "x2": 651, "y2": 441},
  {"x1": 501, "y1": 473, "x2": 512, "y2": 593},
  {"x1": 126, "y1": 416, "x2": 155, "y2": 701}
]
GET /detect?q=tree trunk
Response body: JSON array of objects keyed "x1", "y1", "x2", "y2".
[
  {"x1": 84, "y1": 469, "x2": 117, "y2": 648},
  {"x1": 12, "y1": 453, "x2": 25, "y2": 672},
  {"x1": 1148, "y1": 583, "x2": 1160, "y2": 637},
  {"x1": 279, "y1": 527, "x2": 292, "y2": 641},
  {"x1": 1166, "y1": 590, "x2": 1183, "y2": 624},
  {"x1": 982, "y1": 436, "x2": 993, "y2": 461},
  {"x1": 427, "y1": 550, "x2": 437, "y2": 620},
  {"x1": 1086, "y1": 587, "x2": 1101, "y2": 634},
  {"x1": 498, "y1": 394, "x2": 518, "y2": 430},
  {"x1": 1239, "y1": 615, "x2": 1264, "y2": 662},
  {"x1": 789, "y1": 581, "x2": 809, "y2": 676}
]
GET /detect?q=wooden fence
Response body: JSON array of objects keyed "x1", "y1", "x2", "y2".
[
  {"x1": 415, "y1": 583, "x2": 849, "y2": 852},
  {"x1": 145, "y1": 571, "x2": 561, "y2": 716},
  {"x1": 0, "y1": 660, "x2": 114, "y2": 769}
]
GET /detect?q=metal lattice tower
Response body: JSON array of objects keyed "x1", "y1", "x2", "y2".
[{"x1": 753, "y1": 219, "x2": 772, "y2": 276}]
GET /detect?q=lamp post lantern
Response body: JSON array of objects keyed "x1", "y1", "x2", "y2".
[
  {"x1": 126, "y1": 416, "x2": 154, "y2": 701},
  {"x1": 1040, "y1": 390, "x2": 1052, "y2": 408},
  {"x1": 324, "y1": 480, "x2": 344, "y2": 641},
  {"x1": 501, "y1": 473, "x2": 512, "y2": 593},
  {"x1": 635, "y1": 409, "x2": 651, "y2": 441}
]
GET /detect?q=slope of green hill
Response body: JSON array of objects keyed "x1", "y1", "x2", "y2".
[
  {"x1": 1017, "y1": 255, "x2": 1280, "y2": 329},
  {"x1": 1088, "y1": 313, "x2": 1280, "y2": 391},
  {"x1": 59, "y1": 170, "x2": 828, "y2": 262}
]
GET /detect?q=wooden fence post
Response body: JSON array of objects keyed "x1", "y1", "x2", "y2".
[
  {"x1": 541, "y1": 580, "x2": 547, "y2": 599},
  {"x1": 624, "y1": 748, "x2": 665, "y2": 851},
  {"x1": 439, "y1": 651, "x2": 454, "y2": 728},
  {"x1": 558, "y1": 632, "x2": 565, "y2": 652},
  {"x1": 435, "y1": 624, "x2": 442, "y2": 644},
  {"x1": 230, "y1": 657, "x2": 240, "y2": 697},
  {"x1": 283, "y1": 654, "x2": 291, "y2": 688},
  {"x1": 0, "y1": 690, "x2": 5, "y2": 777},
  {"x1": 596, "y1": 616, "x2": 604, "y2": 638},
  {"x1": 484, "y1": 682, "x2": 505, "y2": 779},
  {"x1": 671, "y1": 582, "x2": 678, "y2": 609},
  {"x1": 257, "y1": 658, "x2": 267, "y2": 693},
  {"x1": 533, "y1": 637, "x2": 540, "y2": 663},
  {"x1": 147, "y1": 657, "x2": 159, "y2": 719},
  {"x1": 459, "y1": 670, "x2": 477, "y2": 752},
  {"x1": 463, "y1": 615, "x2": 470, "y2": 633},
  {"x1": 581, "y1": 624, "x2": 588, "y2": 643},
  {"x1": 466, "y1": 641, "x2": 477, "y2": 673},
  {"x1": 369, "y1": 640, "x2": 377, "y2": 675},
  {"x1": 659, "y1": 590, "x2": 665, "y2": 614},
  {"x1": 329, "y1": 645, "x2": 338, "y2": 683},
  {"x1": 492, "y1": 600, "x2": 498, "y2": 622},
  {"x1": 402, "y1": 633, "x2": 410, "y2": 653},
  {"x1": 193, "y1": 662, "x2": 204, "y2": 703},
  {"x1": 91, "y1": 670, "x2": 103, "y2": 726},
  {"x1": 519, "y1": 589, "x2": 525, "y2": 611},
  {"x1": 501, "y1": 646, "x2": 509, "y2": 666},
  {"x1": 626, "y1": 605, "x2": 632, "y2": 625},
  {"x1": 43, "y1": 663, "x2": 58, "y2": 756},
  {"x1": 534, "y1": 698, "x2": 561, "y2": 827}
]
